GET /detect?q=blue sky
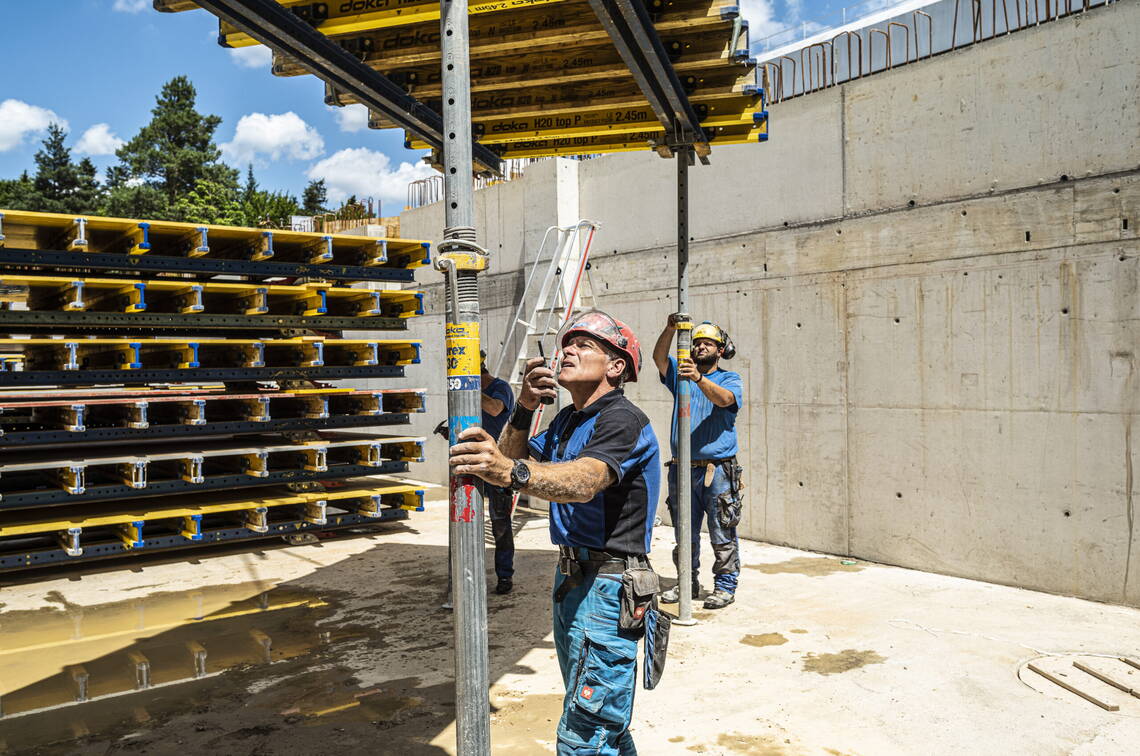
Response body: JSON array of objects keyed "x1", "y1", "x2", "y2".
[{"x1": 0, "y1": 0, "x2": 854, "y2": 212}]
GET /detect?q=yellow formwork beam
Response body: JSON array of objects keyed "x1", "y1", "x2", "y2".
[
  {"x1": 474, "y1": 121, "x2": 766, "y2": 159},
  {"x1": 0, "y1": 337, "x2": 420, "y2": 372},
  {"x1": 406, "y1": 96, "x2": 763, "y2": 146},
  {"x1": 0, "y1": 479, "x2": 424, "y2": 537},
  {"x1": 0, "y1": 209, "x2": 428, "y2": 268},
  {"x1": 0, "y1": 274, "x2": 425, "y2": 318},
  {"x1": 216, "y1": 0, "x2": 572, "y2": 48},
  {"x1": 270, "y1": 0, "x2": 737, "y2": 75}
]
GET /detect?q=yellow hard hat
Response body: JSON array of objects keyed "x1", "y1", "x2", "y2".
[{"x1": 692, "y1": 323, "x2": 725, "y2": 345}]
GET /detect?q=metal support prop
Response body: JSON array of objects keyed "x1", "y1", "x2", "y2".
[
  {"x1": 436, "y1": 0, "x2": 491, "y2": 751},
  {"x1": 674, "y1": 147, "x2": 698, "y2": 626}
]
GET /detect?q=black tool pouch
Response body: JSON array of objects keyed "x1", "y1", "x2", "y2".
[
  {"x1": 619, "y1": 566, "x2": 659, "y2": 635},
  {"x1": 642, "y1": 602, "x2": 672, "y2": 690},
  {"x1": 715, "y1": 462, "x2": 744, "y2": 529}
]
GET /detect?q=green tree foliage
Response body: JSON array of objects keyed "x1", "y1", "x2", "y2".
[
  {"x1": 0, "y1": 125, "x2": 106, "y2": 213},
  {"x1": 301, "y1": 179, "x2": 327, "y2": 215},
  {"x1": 0, "y1": 172, "x2": 38, "y2": 211},
  {"x1": 2, "y1": 77, "x2": 306, "y2": 228},
  {"x1": 105, "y1": 75, "x2": 241, "y2": 222}
]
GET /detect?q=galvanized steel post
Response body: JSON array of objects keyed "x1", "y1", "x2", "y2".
[
  {"x1": 438, "y1": 0, "x2": 491, "y2": 751},
  {"x1": 674, "y1": 147, "x2": 697, "y2": 626}
]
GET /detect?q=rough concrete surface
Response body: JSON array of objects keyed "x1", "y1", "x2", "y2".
[
  {"x1": 390, "y1": 1, "x2": 1140, "y2": 606},
  {"x1": 2, "y1": 503, "x2": 1138, "y2": 755}
]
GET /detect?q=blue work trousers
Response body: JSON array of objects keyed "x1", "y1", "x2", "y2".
[
  {"x1": 552, "y1": 565, "x2": 640, "y2": 755},
  {"x1": 486, "y1": 484, "x2": 515, "y2": 580},
  {"x1": 666, "y1": 463, "x2": 741, "y2": 593}
]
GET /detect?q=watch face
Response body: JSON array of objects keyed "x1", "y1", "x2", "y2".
[{"x1": 512, "y1": 460, "x2": 530, "y2": 489}]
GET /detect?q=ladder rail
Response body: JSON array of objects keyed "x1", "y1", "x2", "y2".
[
  {"x1": 492, "y1": 224, "x2": 559, "y2": 377},
  {"x1": 494, "y1": 220, "x2": 599, "y2": 385}
]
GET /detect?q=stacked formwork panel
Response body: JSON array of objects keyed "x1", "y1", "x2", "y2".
[{"x1": 0, "y1": 209, "x2": 430, "y2": 571}]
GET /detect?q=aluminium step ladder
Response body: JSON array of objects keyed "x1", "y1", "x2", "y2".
[{"x1": 493, "y1": 220, "x2": 599, "y2": 395}]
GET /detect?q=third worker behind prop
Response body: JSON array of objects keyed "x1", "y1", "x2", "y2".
[{"x1": 652, "y1": 316, "x2": 745, "y2": 610}]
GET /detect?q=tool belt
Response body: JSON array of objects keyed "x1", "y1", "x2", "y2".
[{"x1": 670, "y1": 455, "x2": 736, "y2": 467}]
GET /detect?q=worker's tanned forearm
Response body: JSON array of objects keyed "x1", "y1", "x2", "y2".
[
  {"x1": 697, "y1": 374, "x2": 737, "y2": 408},
  {"x1": 497, "y1": 423, "x2": 530, "y2": 460},
  {"x1": 481, "y1": 393, "x2": 505, "y2": 416},
  {"x1": 652, "y1": 322, "x2": 674, "y2": 376},
  {"x1": 521, "y1": 457, "x2": 614, "y2": 504}
]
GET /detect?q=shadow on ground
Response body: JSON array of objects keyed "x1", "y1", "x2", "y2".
[{"x1": 0, "y1": 513, "x2": 559, "y2": 755}]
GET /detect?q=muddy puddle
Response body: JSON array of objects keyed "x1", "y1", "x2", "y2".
[{"x1": 743, "y1": 557, "x2": 863, "y2": 577}]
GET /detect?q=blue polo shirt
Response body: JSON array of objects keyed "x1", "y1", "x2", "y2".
[
  {"x1": 528, "y1": 389, "x2": 660, "y2": 555},
  {"x1": 661, "y1": 356, "x2": 743, "y2": 459},
  {"x1": 481, "y1": 376, "x2": 514, "y2": 440}
]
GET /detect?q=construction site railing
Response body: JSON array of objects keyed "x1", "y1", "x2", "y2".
[
  {"x1": 405, "y1": 156, "x2": 600, "y2": 211},
  {"x1": 760, "y1": 0, "x2": 1117, "y2": 104}
]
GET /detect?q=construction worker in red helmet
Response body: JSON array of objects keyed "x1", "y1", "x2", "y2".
[
  {"x1": 653, "y1": 316, "x2": 744, "y2": 610},
  {"x1": 449, "y1": 310, "x2": 668, "y2": 754}
]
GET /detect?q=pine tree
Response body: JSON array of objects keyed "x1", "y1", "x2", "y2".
[
  {"x1": 301, "y1": 179, "x2": 327, "y2": 215},
  {"x1": 14, "y1": 124, "x2": 106, "y2": 214},
  {"x1": 106, "y1": 76, "x2": 239, "y2": 220}
]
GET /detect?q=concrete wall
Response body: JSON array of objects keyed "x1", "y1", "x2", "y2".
[{"x1": 398, "y1": 2, "x2": 1139, "y2": 606}]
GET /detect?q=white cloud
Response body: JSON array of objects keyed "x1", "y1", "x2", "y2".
[
  {"x1": 306, "y1": 148, "x2": 437, "y2": 209},
  {"x1": 741, "y1": 0, "x2": 786, "y2": 40},
  {"x1": 221, "y1": 112, "x2": 325, "y2": 165},
  {"x1": 228, "y1": 45, "x2": 273, "y2": 69},
  {"x1": 75, "y1": 123, "x2": 125, "y2": 156},
  {"x1": 0, "y1": 100, "x2": 68, "y2": 152},
  {"x1": 329, "y1": 104, "x2": 370, "y2": 133},
  {"x1": 112, "y1": 0, "x2": 149, "y2": 12}
]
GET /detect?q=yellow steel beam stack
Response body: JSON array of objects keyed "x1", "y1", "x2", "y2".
[{"x1": 0, "y1": 209, "x2": 431, "y2": 571}]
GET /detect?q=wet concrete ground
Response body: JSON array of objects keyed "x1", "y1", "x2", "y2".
[{"x1": 1, "y1": 501, "x2": 1139, "y2": 754}]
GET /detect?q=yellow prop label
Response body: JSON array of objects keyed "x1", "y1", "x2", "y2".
[{"x1": 446, "y1": 322, "x2": 481, "y2": 389}]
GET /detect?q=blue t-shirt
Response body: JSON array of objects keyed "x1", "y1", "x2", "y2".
[
  {"x1": 661, "y1": 355, "x2": 743, "y2": 459},
  {"x1": 528, "y1": 390, "x2": 660, "y2": 555},
  {"x1": 481, "y1": 376, "x2": 514, "y2": 440}
]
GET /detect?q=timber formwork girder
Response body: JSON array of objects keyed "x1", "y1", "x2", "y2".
[
  {"x1": 0, "y1": 386, "x2": 425, "y2": 446},
  {"x1": 0, "y1": 246, "x2": 417, "y2": 284},
  {"x1": 0, "y1": 364, "x2": 406, "y2": 387},
  {"x1": 191, "y1": 0, "x2": 503, "y2": 173},
  {"x1": 0, "y1": 433, "x2": 426, "y2": 503},
  {"x1": 0, "y1": 310, "x2": 409, "y2": 334},
  {"x1": 587, "y1": 0, "x2": 711, "y2": 155},
  {"x1": 0, "y1": 462, "x2": 406, "y2": 510},
  {"x1": 0, "y1": 489, "x2": 420, "y2": 572}
]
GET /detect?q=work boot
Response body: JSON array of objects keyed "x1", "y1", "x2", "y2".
[
  {"x1": 659, "y1": 581, "x2": 700, "y2": 604},
  {"x1": 495, "y1": 578, "x2": 513, "y2": 595},
  {"x1": 703, "y1": 589, "x2": 735, "y2": 610}
]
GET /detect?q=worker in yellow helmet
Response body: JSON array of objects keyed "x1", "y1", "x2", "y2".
[{"x1": 652, "y1": 316, "x2": 744, "y2": 609}]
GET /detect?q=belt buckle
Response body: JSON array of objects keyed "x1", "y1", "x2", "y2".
[{"x1": 558, "y1": 545, "x2": 574, "y2": 576}]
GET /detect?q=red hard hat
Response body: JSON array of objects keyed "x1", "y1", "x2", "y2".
[{"x1": 560, "y1": 310, "x2": 643, "y2": 382}]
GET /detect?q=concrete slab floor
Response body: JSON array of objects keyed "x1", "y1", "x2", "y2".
[{"x1": 0, "y1": 502, "x2": 1138, "y2": 755}]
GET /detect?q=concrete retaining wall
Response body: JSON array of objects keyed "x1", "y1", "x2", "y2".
[{"x1": 395, "y1": 1, "x2": 1139, "y2": 606}]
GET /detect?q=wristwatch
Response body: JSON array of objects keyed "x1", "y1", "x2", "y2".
[{"x1": 510, "y1": 459, "x2": 532, "y2": 491}]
